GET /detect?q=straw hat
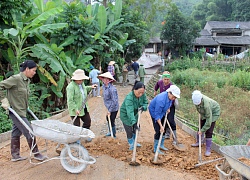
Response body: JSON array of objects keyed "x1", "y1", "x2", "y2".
[
  {"x1": 98, "y1": 72, "x2": 116, "y2": 82},
  {"x1": 71, "y1": 69, "x2": 89, "y2": 80},
  {"x1": 108, "y1": 61, "x2": 115, "y2": 65}
]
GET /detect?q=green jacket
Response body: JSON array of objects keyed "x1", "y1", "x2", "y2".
[
  {"x1": 120, "y1": 91, "x2": 148, "y2": 126},
  {"x1": 0, "y1": 72, "x2": 30, "y2": 117},
  {"x1": 114, "y1": 64, "x2": 121, "y2": 74},
  {"x1": 66, "y1": 81, "x2": 92, "y2": 116},
  {"x1": 195, "y1": 95, "x2": 220, "y2": 132},
  {"x1": 138, "y1": 65, "x2": 146, "y2": 77}
]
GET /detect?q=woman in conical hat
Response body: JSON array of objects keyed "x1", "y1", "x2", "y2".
[
  {"x1": 98, "y1": 72, "x2": 119, "y2": 137},
  {"x1": 66, "y1": 69, "x2": 97, "y2": 142}
]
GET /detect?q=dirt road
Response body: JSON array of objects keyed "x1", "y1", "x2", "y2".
[{"x1": 0, "y1": 67, "x2": 224, "y2": 180}]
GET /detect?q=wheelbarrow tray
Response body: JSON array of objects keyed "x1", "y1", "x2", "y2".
[
  {"x1": 31, "y1": 120, "x2": 95, "y2": 144},
  {"x1": 220, "y1": 145, "x2": 250, "y2": 179}
]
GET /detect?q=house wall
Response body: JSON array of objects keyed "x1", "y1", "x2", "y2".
[{"x1": 244, "y1": 30, "x2": 250, "y2": 36}]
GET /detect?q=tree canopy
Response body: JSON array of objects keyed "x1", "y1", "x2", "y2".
[{"x1": 160, "y1": 4, "x2": 200, "y2": 56}]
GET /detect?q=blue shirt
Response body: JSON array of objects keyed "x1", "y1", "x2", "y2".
[
  {"x1": 102, "y1": 83, "x2": 119, "y2": 112},
  {"x1": 149, "y1": 91, "x2": 172, "y2": 122},
  {"x1": 89, "y1": 69, "x2": 101, "y2": 83}
]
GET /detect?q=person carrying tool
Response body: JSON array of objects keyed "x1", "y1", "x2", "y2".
[
  {"x1": 120, "y1": 81, "x2": 148, "y2": 150},
  {"x1": 98, "y1": 72, "x2": 119, "y2": 137},
  {"x1": 149, "y1": 85, "x2": 181, "y2": 154},
  {"x1": 66, "y1": 69, "x2": 97, "y2": 141},
  {"x1": 191, "y1": 90, "x2": 221, "y2": 156},
  {"x1": 154, "y1": 72, "x2": 179, "y2": 145},
  {"x1": 0, "y1": 60, "x2": 46, "y2": 162}
]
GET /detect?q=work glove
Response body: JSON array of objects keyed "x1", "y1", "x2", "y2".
[
  {"x1": 1, "y1": 98, "x2": 10, "y2": 110},
  {"x1": 138, "y1": 106, "x2": 144, "y2": 112},
  {"x1": 133, "y1": 123, "x2": 140, "y2": 131}
]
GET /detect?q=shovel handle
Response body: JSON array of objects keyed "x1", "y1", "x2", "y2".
[
  {"x1": 131, "y1": 109, "x2": 142, "y2": 162},
  {"x1": 198, "y1": 114, "x2": 202, "y2": 163},
  {"x1": 71, "y1": 89, "x2": 94, "y2": 124},
  {"x1": 153, "y1": 115, "x2": 168, "y2": 162},
  {"x1": 107, "y1": 115, "x2": 114, "y2": 138}
]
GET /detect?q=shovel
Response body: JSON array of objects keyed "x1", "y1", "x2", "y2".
[
  {"x1": 166, "y1": 118, "x2": 186, "y2": 151},
  {"x1": 129, "y1": 109, "x2": 142, "y2": 166},
  {"x1": 194, "y1": 114, "x2": 224, "y2": 167},
  {"x1": 107, "y1": 115, "x2": 114, "y2": 138},
  {"x1": 56, "y1": 88, "x2": 94, "y2": 154},
  {"x1": 151, "y1": 115, "x2": 168, "y2": 165}
]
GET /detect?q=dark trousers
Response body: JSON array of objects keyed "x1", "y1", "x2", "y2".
[
  {"x1": 123, "y1": 123, "x2": 138, "y2": 139},
  {"x1": 200, "y1": 119, "x2": 216, "y2": 138},
  {"x1": 151, "y1": 115, "x2": 168, "y2": 140},
  {"x1": 9, "y1": 112, "x2": 33, "y2": 139},
  {"x1": 106, "y1": 111, "x2": 118, "y2": 127},
  {"x1": 71, "y1": 107, "x2": 91, "y2": 129},
  {"x1": 166, "y1": 105, "x2": 176, "y2": 131}
]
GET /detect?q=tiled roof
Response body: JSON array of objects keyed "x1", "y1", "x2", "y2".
[{"x1": 206, "y1": 21, "x2": 250, "y2": 29}]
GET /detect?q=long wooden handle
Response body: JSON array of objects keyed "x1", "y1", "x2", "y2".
[
  {"x1": 153, "y1": 115, "x2": 167, "y2": 162},
  {"x1": 72, "y1": 89, "x2": 93, "y2": 124},
  {"x1": 198, "y1": 114, "x2": 202, "y2": 163},
  {"x1": 132, "y1": 110, "x2": 142, "y2": 162},
  {"x1": 107, "y1": 115, "x2": 114, "y2": 138}
]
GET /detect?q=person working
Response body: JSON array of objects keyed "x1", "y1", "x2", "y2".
[
  {"x1": 191, "y1": 90, "x2": 221, "y2": 156},
  {"x1": 149, "y1": 85, "x2": 181, "y2": 154},
  {"x1": 120, "y1": 81, "x2": 148, "y2": 150},
  {"x1": 98, "y1": 72, "x2": 119, "y2": 137},
  {"x1": 66, "y1": 69, "x2": 97, "y2": 142},
  {"x1": 0, "y1": 60, "x2": 46, "y2": 162}
]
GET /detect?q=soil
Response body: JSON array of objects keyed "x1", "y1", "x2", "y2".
[{"x1": 0, "y1": 70, "x2": 225, "y2": 180}]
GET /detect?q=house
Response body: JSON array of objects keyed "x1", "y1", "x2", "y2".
[
  {"x1": 194, "y1": 21, "x2": 250, "y2": 56},
  {"x1": 144, "y1": 37, "x2": 168, "y2": 54}
]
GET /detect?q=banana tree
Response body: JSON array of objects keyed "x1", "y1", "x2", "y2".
[
  {"x1": 86, "y1": 0, "x2": 126, "y2": 66},
  {"x1": 0, "y1": 1, "x2": 67, "y2": 75}
]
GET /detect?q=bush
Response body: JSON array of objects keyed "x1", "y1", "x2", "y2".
[{"x1": 0, "y1": 108, "x2": 12, "y2": 133}]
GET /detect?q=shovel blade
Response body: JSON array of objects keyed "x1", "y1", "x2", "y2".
[
  {"x1": 173, "y1": 143, "x2": 186, "y2": 151},
  {"x1": 129, "y1": 161, "x2": 141, "y2": 166}
]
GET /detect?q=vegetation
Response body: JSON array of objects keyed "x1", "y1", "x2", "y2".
[
  {"x1": 192, "y1": 0, "x2": 250, "y2": 28},
  {"x1": 164, "y1": 53, "x2": 250, "y2": 145}
]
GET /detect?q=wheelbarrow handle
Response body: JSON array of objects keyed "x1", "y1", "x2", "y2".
[{"x1": 27, "y1": 108, "x2": 39, "y2": 120}]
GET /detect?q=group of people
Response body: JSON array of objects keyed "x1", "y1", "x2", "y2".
[{"x1": 2, "y1": 59, "x2": 246, "y2": 163}]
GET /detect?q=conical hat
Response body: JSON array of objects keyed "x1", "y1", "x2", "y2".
[
  {"x1": 98, "y1": 72, "x2": 116, "y2": 82},
  {"x1": 108, "y1": 61, "x2": 115, "y2": 65},
  {"x1": 71, "y1": 69, "x2": 89, "y2": 80}
]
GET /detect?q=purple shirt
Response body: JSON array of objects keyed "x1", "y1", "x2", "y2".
[
  {"x1": 154, "y1": 80, "x2": 172, "y2": 93},
  {"x1": 107, "y1": 65, "x2": 115, "y2": 76},
  {"x1": 154, "y1": 80, "x2": 174, "y2": 106},
  {"x1": 102, "y1": 83, "x2": 119, "y2": 112}
]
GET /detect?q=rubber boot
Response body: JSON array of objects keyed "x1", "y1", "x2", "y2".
[
  {"x1": 27, "y1": 138, "x2": 47, "y2": 161},
  {"x1": 105, "y1": 122, "x2": 111, "y2": 136},
  {"x1": 154, "y1": 139, "x2": 164, "y2": 155},
  {"x1": 205, "y1": 138, "x2": 212, "y2": 156},
  {"x1": 112, "y1": 126, "x2": 116, "y2": 138},
  {"x1": 172, "y1": 130, "x2": 178, "y2": 145},
  {"x1": 191, "y1": 133, "x2": 204, "y2": 147},
  {"x1": 127, "y1": 138, "x2": 134, "y2": 150},
  {"x1": 11, "y1": 137, "x2": 27, "y2": 162},
  {"x1": 160, "y1": 138, "x2": 168, "y2": 151},
  {"x1": 165, "y1": 128, "x2": 170, "y2": 139},
  {"x1": 132, "y1": 133, "x2": 141, "y2": 147}
]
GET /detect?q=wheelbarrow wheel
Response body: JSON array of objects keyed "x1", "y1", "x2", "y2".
[{"x1": 60, "y1": 143, "x2": 89, "y2": 174}]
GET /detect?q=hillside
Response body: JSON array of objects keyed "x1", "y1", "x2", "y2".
[{"x1": 173, "y1": 0, "x2": 202, "y2": 16}]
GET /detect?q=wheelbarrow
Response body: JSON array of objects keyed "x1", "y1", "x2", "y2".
[
  {"x1": 8, "y1": 107, "x2": 96, "y2": 174},
  {"x1": 215, "y1": 145, "x2": 250, "y2": 180}
]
